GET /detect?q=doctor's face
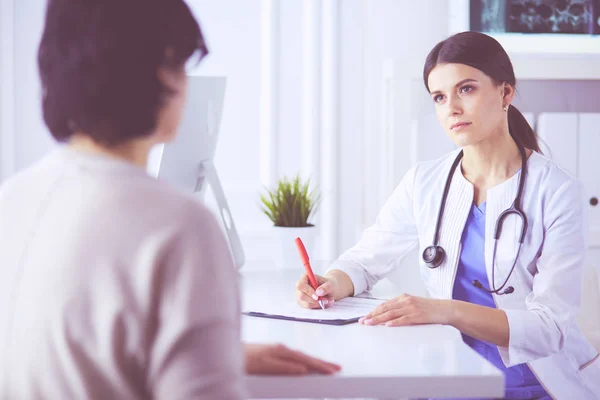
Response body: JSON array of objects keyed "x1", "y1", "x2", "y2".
[{"x1": 427, "y1": 63, "x2": 509, "y2": 148}]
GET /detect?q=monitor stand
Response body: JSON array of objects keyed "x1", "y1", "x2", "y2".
[{"x1": 195, "y1": 159, "x2": 245, "y2": 269}]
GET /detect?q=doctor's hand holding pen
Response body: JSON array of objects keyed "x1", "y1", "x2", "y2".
[
  {"x1": 295, "y1": 269, "x2": 356, "y2": 309},
  {"x1": 295, "y1": 237, "x2": 357, "y2": 309}
]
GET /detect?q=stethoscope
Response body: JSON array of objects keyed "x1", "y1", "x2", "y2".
[{"x1": 421, "y1": 144, "x2": 528, "y2": 295}]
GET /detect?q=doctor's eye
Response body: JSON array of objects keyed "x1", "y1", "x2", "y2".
[{"x1": 459, "y1": 85, "x2": 474, "y2": 94}]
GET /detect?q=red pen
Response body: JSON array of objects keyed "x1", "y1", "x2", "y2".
[{"x1": 294, "y1": 237, "x2": 326, "y2": 310}]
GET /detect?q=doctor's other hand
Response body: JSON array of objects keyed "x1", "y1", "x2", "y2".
[
  {"x1": 244, "y1": 343, "x2": 341, "y2": 375},
  {"x1": 295, "y1": 273, "x2": 337, "y2": 309},
  {"x1": 358, "y1": 294, "x2": 454, "y2": 327}
]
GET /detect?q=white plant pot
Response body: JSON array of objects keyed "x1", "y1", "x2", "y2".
[{"x1": 273, "y1": 226, "x2": 317, "y2": 269}]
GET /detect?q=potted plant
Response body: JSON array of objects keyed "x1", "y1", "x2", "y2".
[{"x1": 260, "y1": 174, "x2": 321, "y2": 268}]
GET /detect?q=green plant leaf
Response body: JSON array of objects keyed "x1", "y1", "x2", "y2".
[{"x1": 258, "y1": 173, "x2": 322, "y2": 227}]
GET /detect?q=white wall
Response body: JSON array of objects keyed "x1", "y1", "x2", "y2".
[
  {"x1": 1, "y1": 0, "x2": 52, "y2": 181},
  {"x1": 14, "y1": 0, "x2": 53, "y2": 173},
  {"x1": 0, "y1": 0, "x2": 451, "y2": 269},
  {"x1": 354, "y1": 0, "x2": 450, "y2": 230},
  {"x1": 0, "y1": 0, "x2": 14, "y2": 180}
]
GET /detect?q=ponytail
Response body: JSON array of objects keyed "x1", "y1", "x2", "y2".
[{"x1": 507, "y1": 105, "x2": 541, "y2": 154}]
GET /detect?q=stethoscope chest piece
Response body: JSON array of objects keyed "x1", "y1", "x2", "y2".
[{"x1": 422, "y1": 245, "x2": 445, "y2": 269}]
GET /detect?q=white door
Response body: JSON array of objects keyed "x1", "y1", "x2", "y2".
[{"x1": 579, "y1": 113, "x2": 600, "y2": 249}]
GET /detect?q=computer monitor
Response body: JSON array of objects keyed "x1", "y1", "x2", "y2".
[{"x1": 147, "y1": 76, "x2": 245, "y2": 269}]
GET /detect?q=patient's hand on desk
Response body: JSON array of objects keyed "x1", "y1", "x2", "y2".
[{"x1": 244, "y1": 343, "x2": 341, "y2": 375}]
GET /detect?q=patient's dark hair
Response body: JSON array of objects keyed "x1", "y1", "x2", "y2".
[
  {"x1": 423, "y1": 31, "x2": 540, "y2": 153},
  {"x1": 38, "y1": 0, "x2": 208, "y2": 146}
]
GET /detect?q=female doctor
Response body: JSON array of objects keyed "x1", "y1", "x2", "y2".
[{"x1": 296, "y1": 31, "x2": 599, "y2": 399}]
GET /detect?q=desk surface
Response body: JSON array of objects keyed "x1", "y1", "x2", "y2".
[{"x1": 241, "y1": 267, "x2": 504, "y2": 399}]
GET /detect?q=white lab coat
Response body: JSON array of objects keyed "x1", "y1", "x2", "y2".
[{"x1": 331, "y1": 149, "x2": 600, "y2": 399}]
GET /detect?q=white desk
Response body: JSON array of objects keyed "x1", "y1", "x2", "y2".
[{"x1": 241, "y1": 268, "x2": 504, "y2": 399}]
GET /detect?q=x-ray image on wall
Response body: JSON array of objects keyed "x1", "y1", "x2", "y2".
[{"x1": 470, "y1": 0, "x2": 600, "y2": 34}]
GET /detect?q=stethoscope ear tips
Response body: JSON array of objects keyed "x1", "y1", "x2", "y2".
[{"x1": 422, "y1": 245, "x2": 445, "y2": 269}]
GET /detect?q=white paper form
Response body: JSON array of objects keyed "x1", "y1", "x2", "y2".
[{"x1": 244, "y1": 296, "x2": 386, "y2": 323}]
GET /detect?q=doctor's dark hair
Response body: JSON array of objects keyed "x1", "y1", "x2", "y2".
[
  {"x1": 38, "y1": 0, "x2": 208, "y2": 147},
  {"x1": 422, "y1": 31, "x2": 541, "y2": 153}
]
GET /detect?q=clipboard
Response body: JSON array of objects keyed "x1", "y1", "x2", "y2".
[
  {"x1": 243, "y1": 311, "x2": 360, "y2": 326},
  {"x1": 243, "y1": 296, "x2": 385, "y2": 326}
]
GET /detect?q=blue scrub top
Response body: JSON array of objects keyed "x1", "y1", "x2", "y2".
[{"x1": 451, "y1": 202, "x2": 550, "y2": 400}]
